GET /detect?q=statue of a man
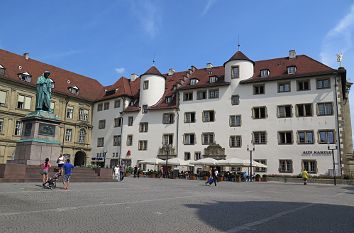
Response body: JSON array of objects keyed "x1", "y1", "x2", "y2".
[{"x1": 35, "y1": 71, "x2": 53, "y2": 111}]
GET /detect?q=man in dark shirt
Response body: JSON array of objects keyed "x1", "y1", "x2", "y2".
[{"x1": 63, "y1": 159, "x2": 74, "y2": 190}]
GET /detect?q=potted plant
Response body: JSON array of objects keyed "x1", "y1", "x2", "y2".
[
  {"x1": 235, "y1": 174, "x2": 241, "y2": 182},
  {"x1": 261, "y1": 174, "x2": 267, "y2": 182},
  {"x1": 255, "y1": 174, "x2": 261, "y2": 182}
]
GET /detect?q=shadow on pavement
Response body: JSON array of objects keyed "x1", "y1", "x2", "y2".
[{"x1": 185, "y1": 201, "x2": 354, "y2": 233}]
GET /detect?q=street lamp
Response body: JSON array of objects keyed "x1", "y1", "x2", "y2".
[
  {"x1": 247, "y1": 144, "x2": 255, "y2": 182},
  {"x1": 328, "y1": 144, "x2": 338, "y2": 186},
  {"x1": 162, "y1": 143, "x2": 172, "y2": 178}
]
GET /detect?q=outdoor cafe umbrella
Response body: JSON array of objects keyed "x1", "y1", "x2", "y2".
[
  {"x1": 138, "y1": 158, "x2": 164, "y2": 165},
  {"x1": 217, "y1": 157, "x2": 244, "y2": 166},
  {"x1": 241, "y1": 160, "x2": 267, "y2": 168},
  {"x1": 166, "y1": 158, "x2": 194, "y2": 166},
  {"x1": 191, "y1": 158, "x2": 219, "y2": 166}
]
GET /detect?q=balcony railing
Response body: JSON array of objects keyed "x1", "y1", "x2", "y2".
[{"x1": 157, "y1": 146, "x2": 177, "y2": 159}]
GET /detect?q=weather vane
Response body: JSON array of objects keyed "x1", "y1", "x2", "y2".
[
  {"x1": 336, "y1": 52, "x2": 343, "y2": 67},
  {"x1": 237, "y1": 35, "x2": 240, "y2": 51}
]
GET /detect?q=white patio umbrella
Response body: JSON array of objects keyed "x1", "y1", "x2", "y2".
[
  {"x1": 191, "y1": 158, "x2": 219, "y2": 166},
  {"x1": 217, "y1": 157, "x2": 244, "y2": 166},
  {"x1": 241, "y1": 160, "x2": 267, "y2": 168},
  {"x1": 166, "y1": 158, "x2": 194, "y2": 166},
  {"x1": 138, "y1": 158, "x2": 165, "y2": 165}
]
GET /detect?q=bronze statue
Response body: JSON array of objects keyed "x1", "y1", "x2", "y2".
[{"x1": 35, "y1": 71, "x2": 53, "y2": 111}]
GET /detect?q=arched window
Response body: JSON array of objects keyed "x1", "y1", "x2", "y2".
[{"x1": 78, "y1": 128, "x2": 86, "y2": 143}]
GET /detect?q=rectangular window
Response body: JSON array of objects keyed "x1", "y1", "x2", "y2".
[
  {"x1": 260, "y1": 69, "x2": 269, "y2": 77},
  {"x1": 278, "y1": 82, "x2": 291, "y2": 93},
  {"x1": 253, "y1": 84, "x2": 265, "y2": 95},
  {"x1": 165, "y1": 96, "x2": 172, "y2": 103},
  {"x1": 126, "y1": 135, "x2": 133, "y2": 146},
  {"x1": 183, "y1": 134, "x2": 195, "y2": 145},
  {"x1": 202, "y1": 110, "x2": 215, "y2": 122},
  {"x1": 279, "y1": 160, "x2": 293, "y2": 173},
  {"x1": 184, "y1": 112, "x2": 196, "y2": 123},
  {"x1": 138, "y1": 140, "x2": 148, "y2": 150},
  {"x1": 287, "y1": 66, "x2": 296, "y2": 74},
  {"x1": 142, "y1": 105, "x2": 148, "y2": 114},
  {"x1": 139, "y1": 122, "x2": 148, "y2": 132},
  {"x1": 163, "y1": 113, "x2": 174, "y2": 124},
  {"x1": 317, "y1": 102, "x2": 333, "y2": 116},
  {"x1": 277, "y1": 105, "x2": 292, "y2": 118},
  {"x1": 253, "y1": 131, "x2": 267, "y2": 144},
  {"x1": 113, "y1": 135, "x2": 121, "y2": 146},
  {"x1": 114, "y1": 117, "x2": 122, "y2": 127},
  {"x1": 231, "y1": 66, "x2": 239, "y2": 79},
  {"x1": 0, "y1": 119, "x2": 3, "y2": 133},
  {"x1": 318, "y1": 130, "x2": 335, "y2": 144},
  {"x1": 297, "y1": 80, "x2": 310, "y2": 91},
  {"x1": 209, "y1": 76, "x2": 217, "y2": 83},
  {"x1": 183, "y1": 92, "x2": 193, "y2": 101},
  {"x1": 316, "y1": 78, "x2": 330, "y2": 89},
  {"x1": 184, "y1": 152, "x2": 191, "y2": 160},
  {"x1": 65, "y1": 128, "x2": 72, "y2": 142},
  {"x1": 14, "y1": 120, "x2": 23, "y2": 136},
  {"x1": 255, "y1": 159, "x2": 267, "y2": 172},
  {"x1": 104, "y1": 102, "x2": 110, "y2": 110},
  {"x1": 231, "y1": 95, "x2": 239, "y2": 105},
  {"x1": 230, "y1": 135, "x2": 242, "y2": 148},
  {"x1": 298, "y1": 130, "x2": 314, "y2": 144},
  {"x1": 197, "y1": 90, "x2": 207, "y2": 100},
  {"x1": 97, "y1": 137, "x2": 104, "y2": 147},
  {"x1": 0, "y1": 90, "x2": 7, "y2": 106},
  {"x1": 17, "y1": 95, "x2": 31, "y2": 110},
  {"x1": 114, "y1": 100, "x2": 121, "y2": 108},
  {"x1": 190, "y1": 79, "x2": 198, "y2": 85},
  {"x1": 296, "y1": 104, "x2": 312, "y2": 117},
  {"x1": 253, "y1": 106, "x2": 267, "y2": 119},
  {"x1": 208, "y1": 89, "x2": 219, "y2": 99},
  {"x1": 278, "y1": 131, "x2": 293, "y2": 144},
  {"x1": 66, "y1": 106, "x2": 74, "y2": 119},
  {"x1": 202, "y1": 132, "x2": 214, "y2": 145},
  {"x1": 194, "y1": 152, "x2": 201, "y2": 160},
  {"x1": 128, "y1": 116, "x2": 133, "y2": 126},
  {"x1": 302, "y1": 160, "x2": 317, "y2": 174},
  {"x1": 97, "y1": 103, "x2": 103, "y2": 111},
  {"x1": 79, "y1": 109, "x2": 89, "y2": 121},
  {"x1": 229, "y1": 115, "x2": 241, "y2": 127},
  {"x1": 143, "y1": 80, "x2": 149, "y2": 90},
  {"x1": 162, "y1": 134, "x2": 173, "y2": 145},
  {"x1": 98, "y1": 120, "x2": 106, "y2": 129}
]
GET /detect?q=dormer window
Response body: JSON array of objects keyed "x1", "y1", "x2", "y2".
[
  {"x1": 18, "y1": 72, "x2": 31, "y2": 82},
  {"x1": 260, "y1": 69, "x2": 270, "y2": 77},
  {"x1": 0, "y1": 65, "x2": 5, "y2": 76},
  {"x1": 287, "y1": 66, "x2": 296, "y2": 75},
  {"x1": 172, "y1": 85, "x2": 177, "y2": 91},
  {"x1": 209, "y1": 76, "x2": 218, "y2": 83},
  {"x1": 165, "y1": 96, "x2": 172, "y2": 104},
  {"x1": 190, "y1": 78, "x2": 198, "y2": 85},
  {"x1": 105, "y1": 89, "x2": 117, "y2": 96},
  {"x1": 50, "y1": 79, "x2": 55, "y2": 89},
  {"x1": 68, "y1": 86, "x2": 79, "y2": 95}
]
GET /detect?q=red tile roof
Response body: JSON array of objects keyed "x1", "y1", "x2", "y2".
[
  {"x1": 141, "y1": 66, "x2": 163, "y2": 77},
  {"x1": 225, "y1": 50, "x2": 254, "y2": 65},
  {"x1": 0, "y1": 49, "x2": 104, "y2": 101}
]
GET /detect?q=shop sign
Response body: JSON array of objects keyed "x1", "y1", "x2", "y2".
[{"x1": 302, "y1": 151, "x2": 331, "y2": 156}]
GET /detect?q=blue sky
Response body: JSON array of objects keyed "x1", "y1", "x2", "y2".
[{"x1": 1, "y1": 0, "x2": 354, "y2": 145}]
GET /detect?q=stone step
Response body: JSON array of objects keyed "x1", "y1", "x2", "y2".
[{"x1": 0, "y1": 177, "x2": 114, "y2": 183}]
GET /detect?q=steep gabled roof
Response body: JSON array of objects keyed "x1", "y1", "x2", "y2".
[
  {"x1": 141, "y1": 66, "x2": 163, "y2": 76},
  {"x1": 224, "y1": 50, "x2": 254, "y2": 65}
]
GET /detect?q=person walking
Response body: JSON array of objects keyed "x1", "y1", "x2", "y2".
[
  {"x1": 302, "y1": 169, "x2": 309, "y2": 185},
  {"x1": 57, "y1": 154, "x2": 65, "y2": 175},
  {"x1": 212, "y1": 168, "x2": 218, "y2": 186},
  {"x1": 63, "y1": 159, "x2": 74, "y2": 190},
  {"x1": 119, "y1": 165, "x2": 125, "y2": 181},
  {"x1": 133, "y1": 165, "x2": 138, "y2": 178},
  {"x1": 113, "y1": 165, "x2": 120, "y2": 181},
  {"x1": 40, "y1": 158, "x2": 51, "y2": 187}
]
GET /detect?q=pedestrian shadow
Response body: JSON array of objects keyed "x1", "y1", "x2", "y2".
[
  {"x1": 342, "y1": 185, "x2": 354, "y2": 194},
  {"x1": 185, "y1": 201, "x2": 354, "y2": 233}
]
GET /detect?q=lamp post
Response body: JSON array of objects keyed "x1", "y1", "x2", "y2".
[
  {"x1": 247, "y1": 144, "x2": 255, "y2": 182},
  {"x1": 162, "y1": 143, "x2": 172, "y2": 178},
  {"x1": 328, "y1": 144, "x2": 337, "y2": 186}
]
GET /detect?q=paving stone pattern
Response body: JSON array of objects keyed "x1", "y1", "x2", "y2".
[{"x1": 0, "y1": 178, "x2": 353, "y2": 233}]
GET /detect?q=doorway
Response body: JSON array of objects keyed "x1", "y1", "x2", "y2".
[{"x1": 74, "y1": 151, "x2": 86, "y2": 166}]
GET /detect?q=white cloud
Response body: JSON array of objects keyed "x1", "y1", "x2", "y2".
[
  {"x1": 41, "y1": 49, "x2": 82, "y2": 60},
  {"x1": 115, "y1": 67, "x2": 125, "y2": 74},
  {"x1": 130, "y1": 0, "x2": 160, "y2": 38},
  {"x1": 201, "y1": 0, "x2": 216, "y2": 16},
  {"x1": 320, "y1": 2, "x2": 354, "y2": 147}
]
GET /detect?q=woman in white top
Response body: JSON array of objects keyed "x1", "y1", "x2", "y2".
[
  {"x1": 113, "y1": 165, "x2": 120, "y2": 181},
  {"x1": 57, "y1": 154, "x2": 65, "y2": 175}
]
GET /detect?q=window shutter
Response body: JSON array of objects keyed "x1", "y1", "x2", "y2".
[
  {"x1": 24, "y1": 97, "x2": 31, "y2": 109},
  {"x1": 18, "y1": 95, "x2": 24, "y2": 102},
  {"x1": 0, "y1": 91, "x2": 6, "y2": 104}
]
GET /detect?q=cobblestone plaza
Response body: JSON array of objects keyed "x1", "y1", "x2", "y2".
[{"x1": 0, "y1": 178, "x2": 353, "y2": 233}]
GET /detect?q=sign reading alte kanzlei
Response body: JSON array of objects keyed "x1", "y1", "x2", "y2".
[{"x1": 302, "y1": 151, "x2": 332, "y2": 156}]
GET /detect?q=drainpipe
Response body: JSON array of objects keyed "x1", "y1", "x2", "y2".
[
  {"x1": 119, "y1": 97, "x2": 126, "y2": 166},
  {"x1": 334, "y1": 75, "x2": 342, "y2": 176}
]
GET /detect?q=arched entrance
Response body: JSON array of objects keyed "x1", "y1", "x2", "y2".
[{"x1": 74, "y1": 151, "x2": 86, "y2": 166}]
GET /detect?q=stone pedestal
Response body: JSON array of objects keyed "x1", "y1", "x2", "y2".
[{"x1": 11, "y1": 111, "x2": 62, "y2": 165}]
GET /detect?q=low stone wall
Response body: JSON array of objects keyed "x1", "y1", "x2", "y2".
[
  {"x1": 0, "y1": 164, "x2": 27, "y2": 178},
  {"x1": 267, "y1": 176, "x2": 354, "y2": 185}
]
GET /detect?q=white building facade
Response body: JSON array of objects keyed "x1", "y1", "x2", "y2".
[{"x1": 91, "y1": 50, "x2": 353, "y2": 176}]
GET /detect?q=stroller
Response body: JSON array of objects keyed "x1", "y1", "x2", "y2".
[
  {"x1": 43, "y1": 172, "x2": 61, "y2": 189},
  {"x1": 205, "y1": 177, "x2": 214, "y2": 186}
]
